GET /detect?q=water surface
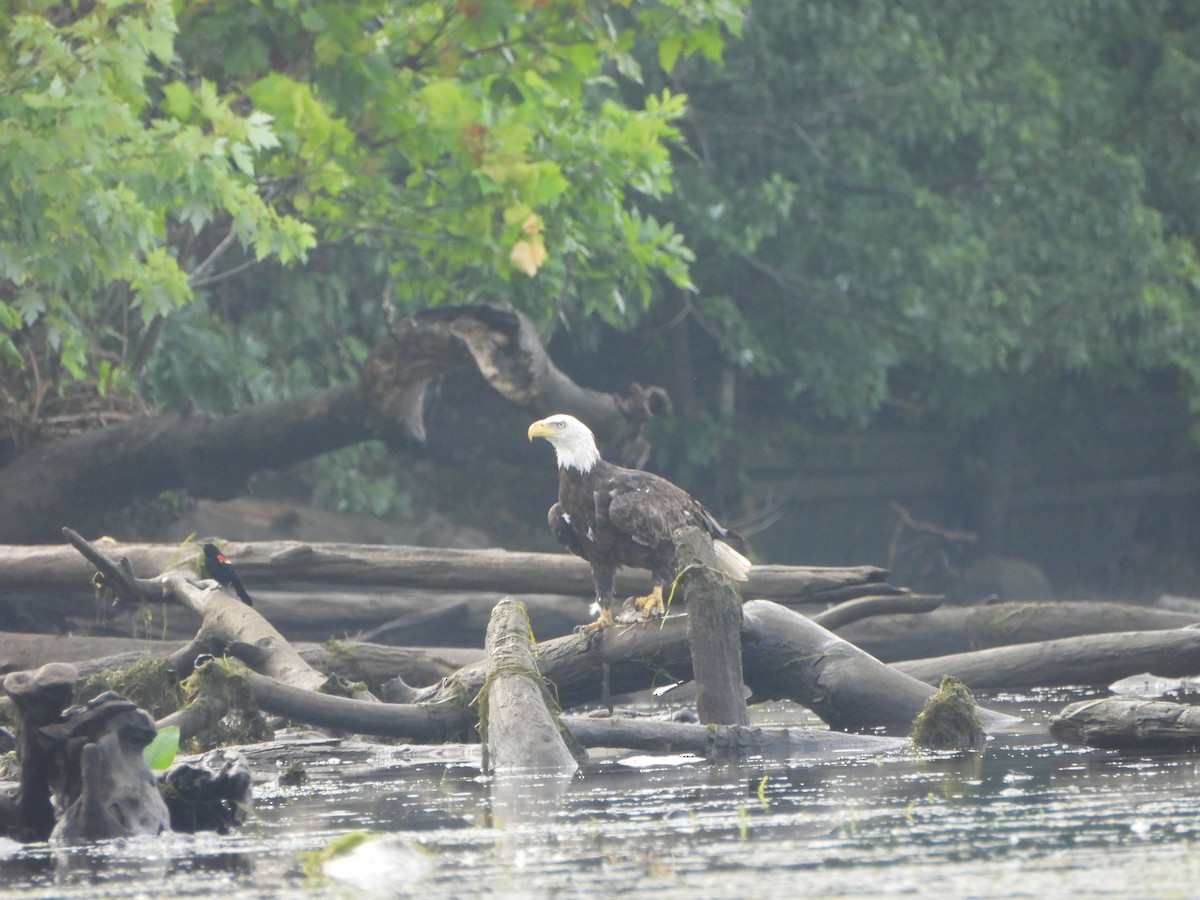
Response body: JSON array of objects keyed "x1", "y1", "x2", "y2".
[{"x1": 3, "y1": 687, "x2": 1198, "y2": 898}]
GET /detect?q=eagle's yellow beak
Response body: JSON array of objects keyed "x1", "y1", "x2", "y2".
[{"x1": 527, "y1": 419, "x2": 550, "y2": 441}]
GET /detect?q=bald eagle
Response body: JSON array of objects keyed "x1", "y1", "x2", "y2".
[{"x1": 528, "y1": 414, "x2": 751, "y2": 630}]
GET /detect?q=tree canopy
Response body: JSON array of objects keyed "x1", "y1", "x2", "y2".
[{"x1": 662, "y1": 1, "x2": 1200, "y2": 426}]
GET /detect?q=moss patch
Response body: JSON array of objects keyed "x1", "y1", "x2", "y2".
[
  {"x1": 910, "y1": 675, "x2": 986, "y2": 750},
  {"x1": 76, "y1": 657, "x2": 185, "y2": 720}
]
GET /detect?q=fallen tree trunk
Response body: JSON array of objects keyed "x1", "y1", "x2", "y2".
[
  {"x1": 0, "y1": 305, "x2": 660, "y2": 545},
  {"x1": 1049, "y1": 696, "x2": 1200, "y2": 751},
  {"x1": 836, "y1": 601, "x2": 1200, "y2": 661},
  {"x1": 0, "y1": 540, "x2": 888, "y2": 604},
  {"x1": 739, "y1": 601, "x2": 1018, "y2": 734},
  {"x1": 893, "y1": 628, "x2": 1200, "y2": 690},
  {"x1": 479, "y1": 599, "x2": 579, "y2": 773},
  {"x1": 246, "y1": 670, "x2": 473, "y2": 741}
]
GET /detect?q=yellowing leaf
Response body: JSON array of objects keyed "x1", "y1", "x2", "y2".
[{"x1": 510, "y1": 236, "x2": 547, "y2": 276}]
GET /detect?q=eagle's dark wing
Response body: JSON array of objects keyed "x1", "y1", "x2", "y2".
[{"x1": 603, "y1": 469, "x2": 711, "y2": 547}]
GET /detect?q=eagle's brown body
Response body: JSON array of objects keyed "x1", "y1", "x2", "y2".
[{"x1": 529, "y1": 414, "x2": 748, "y2": 626}]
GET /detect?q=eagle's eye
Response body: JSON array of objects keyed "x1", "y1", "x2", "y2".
[{"x1": 555, "y1": 420, "x2": 566, "y2": 428}]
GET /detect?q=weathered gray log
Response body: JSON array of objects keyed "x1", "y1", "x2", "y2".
[
  {"x1": 479, "y1": 599, "x2": 579, "y2": 773},
  {"x1": 675, "y1": 527, "x2": 749, "y2": 726},
  {"x1": 812, "y1": 593, "x2": 942, "y2": 630},
  {"x1": 62, "y1": 529, "x2": 328, "y2": 691},
  {"x1": 159, "y1": 575, "x2": 327, "y2": 691},
  {"x1": 1050, "y1": 696, "x2": 1200, "y2": 751},
  {"x1": 739, "y1": 601, "x2": 1018, "y2": 734},
  {"x1": 560, "y1": 715, "x2": 907, "y2": 758},
  {"x1": 836, "y1": 601, "x2": 1200, "y2": 662},
  {"x1": 2, "y1": 663, "x2": 78, "y2": 841},
  {"x1": 298, "y1": 641, "x2": 483, "y2": 689},
  {"x1": 893, "y1": 628, "x2": 1200, "y2": 689},
  {"x1": 0, "y1": 539, "x2": 887, "y2": 603},
  {"x1": 0, "y1": 633, "x2": 176, "y2": 673}
]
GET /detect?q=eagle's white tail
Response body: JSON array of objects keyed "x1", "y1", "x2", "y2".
[{"x1": 714, "y1": 540, "x2": 751, "y2": 582}]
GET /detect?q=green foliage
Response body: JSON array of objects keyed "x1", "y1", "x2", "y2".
[
  {"x1": 0, "y1": 1, "x2": 314, "y2": 415},
  {"x1": 663, "y1": 1, "x2": 1200, "y2": 425},
  {"x1": 0, "y1": 0, "x2": 745, "y2": 441},
  {"x1": 161, "y1": 0, "x2": 743, "y2": 398}
]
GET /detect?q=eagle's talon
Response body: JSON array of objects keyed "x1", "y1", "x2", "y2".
[
  {"x1": 633, "y1": 585, "x2": 665, "y2": 620},
  {"x1": 577, "y1": 606, "x2": 615, "y2": 634}
]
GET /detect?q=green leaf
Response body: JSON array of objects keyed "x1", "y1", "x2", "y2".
[{"x1": 143, "y1": 725, "x2": 180, "y2": 771}]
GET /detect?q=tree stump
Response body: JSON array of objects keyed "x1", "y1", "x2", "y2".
[{"x1": 675, "y1": 526, "x2": 749, "y2": 726}]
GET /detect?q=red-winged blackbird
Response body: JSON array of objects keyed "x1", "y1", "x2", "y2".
[{"x1": 203, "y1": 543, "x2": 254, "y2": 606}]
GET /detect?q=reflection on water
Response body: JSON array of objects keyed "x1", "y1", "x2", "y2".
[{"x1": 3, "y1": 687, "x2": 1200, "y2": 897}]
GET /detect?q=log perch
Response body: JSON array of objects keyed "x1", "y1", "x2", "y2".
[{"x1": 675, "y1": 526, "x2": 749, "y2": 726}]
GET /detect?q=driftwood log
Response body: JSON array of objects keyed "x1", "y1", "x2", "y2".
[
  {"x1": 893, "y1": 628, "x2": 1200, "y2": 690},
  {"x1": 2, "y1": 539, "x2": 893, "y2": 644},
  {"x1": 1049, "y1": 696, "x2": 1200, "y2": 751},
  {"x1": 0, "y1": 632, "x2": 482, "y2": 689},
  {"x1": 837, "y1": 601, "x2": 1200, "y2": 661}
]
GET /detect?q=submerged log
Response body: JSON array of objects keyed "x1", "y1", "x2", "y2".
[
  {"x1": 1050, "y1": 696, "x2": 1200, "y2": 751},
  {"x1": 675, "y1": 527, "x2": 748, "y2": 726},
  {"x1": 836, "y1": 601, "x2": 1200, "y2": 662},
  {"x1": 560, "y1": 715, "x2": 907, "y2": 758},
  {"x1": 479, "y1": 598, "x2": 579, "y2": 773},
  {"x1": 893, "y1": 628, "x2": 1200, "y2": 690},
  {"x1": 160, "y1": 749, "x2": 253, "y2": 835}
]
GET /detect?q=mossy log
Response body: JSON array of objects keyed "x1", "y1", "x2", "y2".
[{"x1": 479, "y1": 598, "x2": 580, "y2": 773}]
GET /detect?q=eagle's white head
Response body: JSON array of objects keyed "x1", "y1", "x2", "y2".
[{"x1": 528, "y1": 414, "x2": 602, "y2": 473}]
